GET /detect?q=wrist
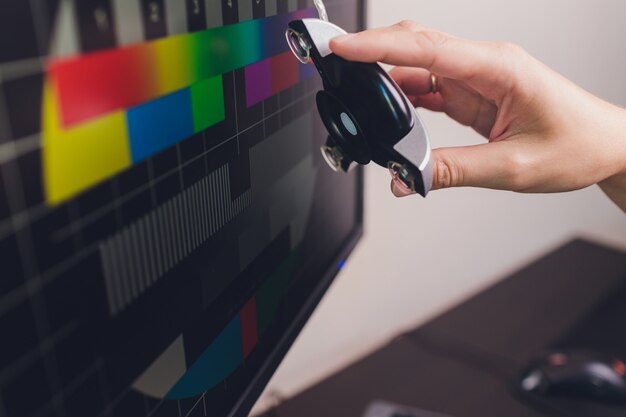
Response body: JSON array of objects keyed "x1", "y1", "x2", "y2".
[
  {"x1": 613, "y1": 107, "x2": 626, "y2": 177},
  {"x1": 598, "y1": 106, "x2": 626, "y2": 211},
  {"x1": 596, "y1": 104, "x2": 626, "y2": 179}
]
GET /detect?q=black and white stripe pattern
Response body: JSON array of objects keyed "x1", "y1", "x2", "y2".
[{"x1": 100, "y1": 164, "x2": 252, "y2": 316}]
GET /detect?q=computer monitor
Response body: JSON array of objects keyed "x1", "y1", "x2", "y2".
[{"x1": 0, "y1": 1, "x2": 364, "y2": 416}]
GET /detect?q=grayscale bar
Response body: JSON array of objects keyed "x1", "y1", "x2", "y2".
[
  {"x1": 113, "y1": 0, "x2": 144, "y2": 45},
  {"x1": 238, "y1": 0, "x2": 253, "y2": 21},
  {"x1": 165, "y1": 0, "x2": 189, "y2": 35},
  {"x1": 205, "y1": 0, "x2": 223, "y2": 28},
  {"x1": 265, "y1": 0, "x2": 278, "y2": 17}
]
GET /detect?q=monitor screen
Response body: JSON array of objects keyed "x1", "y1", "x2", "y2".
[{"x1": 0, "y1": 1, "x2": 363, "y2": 417}]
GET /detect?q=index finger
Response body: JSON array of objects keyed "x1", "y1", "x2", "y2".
[{"x1": 330, "y1": 23, "x2": 516, "y2": 88}]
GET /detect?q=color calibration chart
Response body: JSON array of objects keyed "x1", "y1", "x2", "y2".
[
  {"x1": 44, "y1": 5, "x2": 315, "y2": 204},
  {"x1": 0, "y1": 0, "x2": 360, "y2": 417}
]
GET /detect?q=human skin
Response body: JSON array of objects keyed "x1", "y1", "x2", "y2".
[{"x1": 329, "y1": 21, "x2": 626, "y2": 212}]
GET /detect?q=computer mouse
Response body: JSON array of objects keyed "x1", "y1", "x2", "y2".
[
  {"x1": 519, "y1": 350, "x2": 626, "y2": 404},
  {"x1": 285, "y1": 18, "x2": 434, "y2": 197}
]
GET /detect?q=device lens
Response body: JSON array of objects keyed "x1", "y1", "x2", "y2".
[
  {"x1": 321, "y1": 146, "x2": 343, "y2": 172},
  {"x1": 340, "y1": 112, "x2": 358, "y2": 136},
  {"x1": 285, "y1": 29, "x2": 311, "y2": 64}
]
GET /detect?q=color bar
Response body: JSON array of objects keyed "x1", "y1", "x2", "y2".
[{"x1": 49, "y1": 8, "x2": 316, "y2": 128}]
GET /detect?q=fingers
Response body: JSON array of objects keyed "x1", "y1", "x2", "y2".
[
  {"x1": 412, "y1": 94, "x2": 446, "y2": 113},
  {"x1": 391, "y1": 141, "x2": 535, "y2": 197},
  {"x1": 363, "y1": 19, "x2": 428, "y2": 34},
  {"x1": 330, "y1": 22, "x2": 520, "y2": 91},
  {"x1": 430, "y1": 141, "x2": 533, "y2": 191},
  {"x1": 389, "y1": 67, "x2": 446, "y2": 112},
  {"x1": 389, "y1": 67, "x2": 432, "y2": 96}
]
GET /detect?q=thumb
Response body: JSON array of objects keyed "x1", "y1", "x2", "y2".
[{"x1": 429, "y1": 141, "x2": 529, "y2": 191}]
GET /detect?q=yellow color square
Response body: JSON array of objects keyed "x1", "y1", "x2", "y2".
[{"x1": 43, "y1": 81, "x2": 132, "y2": 205}]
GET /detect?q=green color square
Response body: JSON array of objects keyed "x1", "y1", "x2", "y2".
[{"x1": 191, "y1": 75, "x2": 225, "y2": 132}]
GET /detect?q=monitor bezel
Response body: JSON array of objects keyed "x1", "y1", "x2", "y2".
[{"x1": 229, "y1": 3, "x2": 366, "y2": 415}]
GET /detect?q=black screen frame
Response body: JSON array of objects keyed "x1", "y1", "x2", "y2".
[{"x1": 229, "y1": 3, "x2": 366, "y2": 415}]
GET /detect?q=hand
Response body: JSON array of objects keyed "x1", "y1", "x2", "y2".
[{"x1": 330, "y1": 21, "x2": 626, "y2": 211}]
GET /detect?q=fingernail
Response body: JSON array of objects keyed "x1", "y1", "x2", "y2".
[{"x1": 332, "y1": 34, "x2": 356, "y2": 44}]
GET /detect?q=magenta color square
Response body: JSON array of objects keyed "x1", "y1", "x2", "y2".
[{"x1": 245, "y1": 59, "x2": 272, "y2": 107}]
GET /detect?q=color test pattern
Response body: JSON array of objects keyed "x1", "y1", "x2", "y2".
[
  {"x1": 43, "y1": 9, "x2": 317, "y2": 205},
  {"x1": 49, "y1": 9, "x2": 316, "y2": 128}
]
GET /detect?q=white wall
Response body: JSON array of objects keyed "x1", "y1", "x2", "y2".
[{"x1": 252, "y1": 0, "x2": 626, "y2": 413}]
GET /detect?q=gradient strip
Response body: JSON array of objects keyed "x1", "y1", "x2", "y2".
[{"x1": 49, "y1": 8, "x2": 316, "y2": 128}]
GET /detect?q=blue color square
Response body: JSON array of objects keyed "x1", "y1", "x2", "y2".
[{"x1": 127, "y1": 89, "x2": 195, "y2": 163}]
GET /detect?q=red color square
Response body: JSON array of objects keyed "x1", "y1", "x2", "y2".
[
  {"x1": 270, "y1": 51, "x2": 300, "y2": 94},
  {"x1": 240, "y1": 296, "x2": 259, "y2": 358}
]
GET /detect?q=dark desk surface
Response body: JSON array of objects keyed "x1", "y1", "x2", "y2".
[{"x1": 261, "y1": 240, "x2": 626, "y2": 417}]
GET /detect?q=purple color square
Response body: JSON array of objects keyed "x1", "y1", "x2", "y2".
[{"x1": 245, "y1": 59, "x2": 272, "y2": 107}]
